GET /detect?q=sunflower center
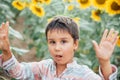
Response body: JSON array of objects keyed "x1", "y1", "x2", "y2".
[
  {"x1": 80, "y1": 0, "x2": 88, "y2": 4},
  {"x1": 95, "y1": 10, "x2": 100, "y2": 15},
  {"x1": 35, "y1": 7, "x2": 42, "y2": 12},
  {"x1": 96, "y1": 0, "x2": 105, "y2": 4},
  {"x1": 16, "y1": 2, "x2": 22, "y2": 7},
  {"x1": 36, "y1": 0, "x2": 43, "y2": 3},
  {"x1": 111, "y1": 2, "x2": 120, "y2": 10}
]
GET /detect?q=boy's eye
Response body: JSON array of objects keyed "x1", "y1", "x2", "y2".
[
  {"x1": 49, "y1": 41, "x2": 56, "y2": 44},
  {"x1": 61, "y1": 40, "x2": 67, "y2": 44}
]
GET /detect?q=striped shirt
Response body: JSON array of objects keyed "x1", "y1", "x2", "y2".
[{"x1": 0, "y1": 54, "x2": 117, "y2": 80}]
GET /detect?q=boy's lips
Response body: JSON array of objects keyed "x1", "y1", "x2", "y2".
[{"x1": 55, "y1": 55, "x2": 63, "y2": 60}]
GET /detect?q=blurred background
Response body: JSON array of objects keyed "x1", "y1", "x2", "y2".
[{"x1": 0, "y1": 0, "x2": 120, "y2": 80}]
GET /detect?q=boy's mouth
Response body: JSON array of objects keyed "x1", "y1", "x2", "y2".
[{"x1": 55, "y1": 55, "x2": 63, "y2": 59}]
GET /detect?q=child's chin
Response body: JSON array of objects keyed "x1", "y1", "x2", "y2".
[{"x1": 54, "y1": 60, "x2": 67, "y2": 65}]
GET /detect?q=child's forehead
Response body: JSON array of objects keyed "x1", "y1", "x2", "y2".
[
  {"x1": 47, "y1": 28, "x2": 70, "y2": 34},
  {"x1": 47, "y1": 29, "x2": 73, "y2": 40}
]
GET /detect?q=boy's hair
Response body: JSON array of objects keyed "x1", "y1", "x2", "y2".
[{"x1": 45, "y1": 16, "x2": 79, "y2": 41}]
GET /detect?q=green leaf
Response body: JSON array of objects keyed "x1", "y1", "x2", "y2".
[
  {"x1": 77, "y1": 54, "x2": 92, "y2": 67},
  {"x1": 0, "y1": 3, "x2": 9, "y2": 9},
  {"x1": 11, "y1": 47, "x2": 29, "y2": 55},
  {"x1": 9, "y1": 26, "x2": 24, "y2": 40}
]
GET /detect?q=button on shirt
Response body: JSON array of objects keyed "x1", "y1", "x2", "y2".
[{"x1": 0, "y1": 54, "x2": 118, "y2": 80}]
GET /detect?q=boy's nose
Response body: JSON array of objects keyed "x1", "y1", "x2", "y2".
[{"x1": 55, "y1": 44, "x2": 61, "y2": 51}]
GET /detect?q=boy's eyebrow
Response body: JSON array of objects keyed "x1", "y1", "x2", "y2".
[{"x1": 48, "y1": 37, "x2": 69, "y2": 40}]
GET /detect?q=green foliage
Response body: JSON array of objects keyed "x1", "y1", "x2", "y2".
[{"x1": 0, "y1": 0, "x2": 120, "y2": 79}]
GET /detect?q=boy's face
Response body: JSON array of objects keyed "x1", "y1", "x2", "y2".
[{"x1": 47, "y1": 29, "x2": 78, "y2": 65}]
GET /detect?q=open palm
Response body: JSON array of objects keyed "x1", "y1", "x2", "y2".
[
  {"x1": 92, "y1": 29, "x2": 119, "y2": 61},
  {"x1": 0, "y1": 22, "x2": 9, "y2": 51}
]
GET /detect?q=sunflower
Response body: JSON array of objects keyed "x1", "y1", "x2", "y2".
[
  {"x1": 32, "y1": 0, "x2": 44, "y2": 4},
  {"x1": 67, "y1": 5, "x2": 74, "y2": 11},
  {"x1": 30, "y1": 4, "x2": 45, "y2": 17},
  {"x1": 92, "y1": 0, "x2": 107, "y2": 10},
  {"x1": 91, "y1": 10, "x2": 101, "y2": 22},
  {"x1": 77, "y1": 0, "x2": 91, "y2": 9},
  {"x1": 117, "y1": 36, "x2": 120, "y2": 47},
  {"x1": 12, "y1": 0, "x2": 26, "y2": 10},
  {"x1": 44, "y1": 0, "x2": 51, "y2": 5},
  {"x1": 25, "y1": 2, "x2": 32, "y2": 7},
  {"x1": 106, "y1": 0, "x2": 120, "y2": 15},
  {"x1": 115, "y1": 0, "x2": 120, "y2": 5},
  {"x1": 72, "y1": 17, "x2": 80, "y2": 24}
]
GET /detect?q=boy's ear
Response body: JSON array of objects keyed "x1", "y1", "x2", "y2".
[{"x1": 74, "y1": 39, "x2": 79, "y2": 50}]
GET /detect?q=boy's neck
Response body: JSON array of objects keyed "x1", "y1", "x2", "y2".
[{"x1": 56, "y1": 64, "x2": 67, "y2": 77}]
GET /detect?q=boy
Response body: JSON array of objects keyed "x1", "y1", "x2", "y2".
[{"x1": 0, "y1": 16, "x2": 118, "y2": 80}]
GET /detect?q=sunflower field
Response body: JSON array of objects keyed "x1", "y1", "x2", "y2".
[{"x1": 0, "y1": 0, "x2": 120, "y2": 79}]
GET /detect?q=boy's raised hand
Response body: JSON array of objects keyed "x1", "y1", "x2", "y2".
[
  {"x1": 0, "y1": 22, "x2": 11, "y2": 61},
  {"x1": 92, "y1": 29, "x2": 119, "y2": 63},
  {"x1": 92, "y1": 29, "x2": 119, "y2": 80}
]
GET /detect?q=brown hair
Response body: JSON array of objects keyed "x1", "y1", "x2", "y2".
[{"x1": 45, "y1": 16, "x2": 79, "y2": 41}]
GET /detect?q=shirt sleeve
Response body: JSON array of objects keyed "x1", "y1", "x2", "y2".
[
  {"x1": 99, "y1": 65, "x2": 118, "y2": 80},
  {"x1": 0, "y1": 54, "x2": 2, "y2": 67},
  {"x1": 1, "y1": 54, "x2": 43, "y2": 80},
  {"x1": 81, "y1": 65, "x2": 102, "y2": 80}
]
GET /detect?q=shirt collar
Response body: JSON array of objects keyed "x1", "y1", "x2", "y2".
[
  {"x1": 67, "y1": 60, "x2": 77, "y2": 68},
  {"x1": 52, "y1": 59, "x2": 78, "y2": 68}
]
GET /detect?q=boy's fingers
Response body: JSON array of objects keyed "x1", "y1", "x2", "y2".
[
  {"x1": 1, "y1": 23, "x2": 5, "y2": 29},
  {"x1": 0, "y1": 23, "x2": 5, "y2": 36},
  {"x1": 0, "y1": 27, "x2": 1, "y2": 30},
  {"x1": 107, "y1": 28, "x2": 114, "y2": 41},
  {"x1": 1, "y1": 22, "x2": 9, "y2": 29},
  {"x1": 4, "y1": 21, "x2": 9, "y2": 30},
  {"x1": 0, "y1": 22, "x2": 9, "y2": 34},
  {"x1": 99, "y1": 29, "x2": 108, "y2": 46},
  {"x1": 5, "y1": 21, "x2": 9, "y2": 34},
  {"x1": 92, "y1": 40, "x2": 99, "y2": 52}
]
